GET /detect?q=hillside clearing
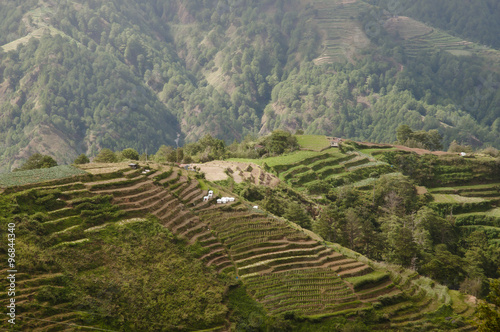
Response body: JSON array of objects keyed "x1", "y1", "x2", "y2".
[{"x1": 296, "y1": 135, "x2": 331, "y2": 151}]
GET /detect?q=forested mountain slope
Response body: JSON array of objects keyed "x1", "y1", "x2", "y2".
[{"x1": 0, "y1": 0, "x2": 500, "y2": 172}]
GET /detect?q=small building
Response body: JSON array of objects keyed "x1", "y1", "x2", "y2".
[
  {"x1": 460, "y1": 152, "x2": 467, "y2": 157},
  {"x1": 253, "y1": 205, "x2": 259, "y2": 209},
  {"x1": 217, "y1": 199, "x2": 223, "y2": 204},
  {"x1": 128, "y1": 163, "x2": 138, "y2": 169},
  {"x1": 208, "y1": 190, "x2": 214, "y2": 195},
  {"x1": 328, "y1": 137, "x2": 342, "y2": 148},
  {"x1": 203, "y1": 196, "x2": 209, "y2": 202}
]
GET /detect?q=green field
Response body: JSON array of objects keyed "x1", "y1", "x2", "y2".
[
  {"x1": 296, "y1": 135, "x2": 331, "y2": 151},
  {"x1": 429, "y1": 182, "x2": 500, "y2": 193},
  {"x1": 432, "y1": 194, "x2": 486, "y2": 203},
  {"x1": 229, "y1": 150, "x2": 333, "y2": 167},
  {"x1": 0, "y1": 165, "x2": 88, "y2": 188}
]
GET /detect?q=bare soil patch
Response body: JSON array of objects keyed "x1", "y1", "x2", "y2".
[{"x1": 193, "y1": 161, "x2": 280, "y2": 187}]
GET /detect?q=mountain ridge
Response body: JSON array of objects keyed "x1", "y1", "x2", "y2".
[{"x1": 0, "y1": 0, "x2": 499, "y2": 172}]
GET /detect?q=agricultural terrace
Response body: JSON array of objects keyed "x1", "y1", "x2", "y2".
[
  {"x1": 392, "y1": 15, "x2": 500, "y2": 70},
  {"x1": 429, "y1": 181, "x2": 500, "y2": 247},
  {"x1": 229, "y1": 149, "x2": 326, "y2": 167},
  {"x1": 296, "y1": 135, "x2": 331, "y2": 151},
  {"x1": 0, "y1": 160, "x2": 478, "y2": 330},
  {"x1": 311, "y1": 0, "x2": 372, "y2": 64},
  {"x1": 0, "y1": 165, "x2": 87, "y2": 188}
]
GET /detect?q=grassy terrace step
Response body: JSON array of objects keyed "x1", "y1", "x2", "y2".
[
  {"x1": 117, "y1": 189, "x2": 171, "y2": 210},
  {"x1": 161, "y1": 206, "x2": 185, "y2": 226},
  {"x1": 113, "y1": 185, "x2": 163, "y2": 203},
  {"x1": 210, "y1": 218, "x2": 274, "y2": 235},
  {"x1": 182, "y1": 222, "x2": 210, "y2": 238},
  {"x1": 200, "y1": 249, "x2": 226, "y2": 263},
  {"x1": 121, "y1": 191, "x2": 173, "y2": 212},
  {"x1": 42, "y1": 216, "x2": 80, "y2": 233},
  {"x1": 263, "y1": 291, "x2": 356, "y2": 306},
  {"x1": 178, "y1": 181, "x2": 200, "y2": 195},
  {"x1": 325, "y1": 258, "x2": 358, "y2": 268},
  {"x1": 152, "y1": 197, "x2": 181, "y2": 218},
  {"x1": 88, "y1": 175, "x2": 148, "y2": 191},
  {"x1": 92, "y1": 180, "x2": 153, "y2": 196},
  {"x1": 234, "y1": 245, "x2": 328, "y2": 268},
  {"x1": 253, "y1": 283, "x2": 349, "y2": 299},
  {"x1": 231, "y1": 241, "x2": 321, "y2": 260},
  {"x1": 221, "y1": 229, "x2": 298, "y2": 247},
  {"x1": 212, "y1": 218, "x2": 288, "y2": 235},
  {"x1": 47, "y1": 207, "x2": 78, "y2": 219},
  {"x1": 207, "y1": 255, "x2": 230, "y2": 267},
  {"x1": 53, "y1": 224, "x2": 80, "y2": 235},
  {"x1": 268, "y1": 298, "x2": 362, "y2": 316},
  {"x1": 158, "y1": 170, "x2": 181, "y2": 185},
  {"x1": 428, "y1": 182, "x2": 500, "y2": 193},
  {"x1": 182, "y1": 186, "x2": 203, "y2": 202},
  {"x1": 198, "y1": 236, "x2": 220, "y2": 248},
  {"x1": 215, "y1": 260, "x2": 234, "y2": 272},
  {"x1": 238, "y1": 251, "x2": 337, "y2": 275},
  {"x1": 229, "y1": 234, "x2": 315, "y2": 248},
  {"x1": 172, "y1": 216, "x2": 200, "y2": 233},
  {"x1": 357, "y1": 281, "x2": 396, "y2": 300},
  {"x1": 162, "y1": 206, "x2": 194, "y2": 226},
  {"x1": 216, "y1": 222, "x2": 289, "y2": 239},
  {"x1": 336, "y1": 264, "x2": 371, "y2": 277}
]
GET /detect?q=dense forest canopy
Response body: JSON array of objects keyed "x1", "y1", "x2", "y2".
[{"x1": 0, "y1": 0, "x2": 499, "y2": 172}]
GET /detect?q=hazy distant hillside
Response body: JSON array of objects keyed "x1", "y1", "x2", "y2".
[{"x1": 0, "y1": 0, "x2": 500, "y2": 171}]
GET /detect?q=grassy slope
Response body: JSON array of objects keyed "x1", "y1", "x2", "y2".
[
  {"x1": 0, "y1": 166, "x2": 229, "y2": 331},
  {"x1": 296, "y1": 135, "x2": 331, "y2": 151}
]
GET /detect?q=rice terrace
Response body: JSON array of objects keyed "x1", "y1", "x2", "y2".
[{"x1": 2, "y1": 134, "x2": 498, "y2": 330}]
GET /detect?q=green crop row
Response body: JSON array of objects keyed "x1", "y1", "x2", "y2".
[
  {"x1": 235, "y1": 247, "x2": 325, "y2": 268},
  {"x1": 346, "y1": 271, "x2": 390, "y2": 291},
  {"x1": 0, "y1": 165, "x2": 88, "y2": 189},
  {"x1": 273, "y1": 152, "x2": 337, "y2": 173},
  {"x1": 289, "y1": 170, "x2": 318, "y2": 185},
  {"x1": 89, "y1": 176, "x2": 146, "y2": 191},
  {"x1": 310, "y1": 155, "x2": 355, "y2": 171},
  {"x1": 429, "y1": 200, "x2": 496, "y2": 216}
]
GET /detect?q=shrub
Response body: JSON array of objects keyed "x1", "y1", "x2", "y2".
[
  {"x1": 16, "y1": 153, "x2": 57, "y2": 171},
  {"x1": 481, "y1": 146, "x2": 500, "y2": 157},
  {"x1": 448, "y1": 141, "x2": 473, "y2": 153},
  {"x1": 94, "y1": 148, "x2": 117, "y2": 163},
  {"x1": 74, "y1": 154, "x2": 90, "y2": 164},
  {"x1": 121, "y1": 148, "x2": 140, "y2": 160}
]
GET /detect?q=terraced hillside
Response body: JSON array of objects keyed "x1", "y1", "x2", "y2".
[
  {"x1": 428, "y1": 182, "x2": 500, "y2": 246},
  {"x1": 311, "y1": 0, "x2": 372, "y2": 64},
  {"x1": 197, "y1": 203, "x2": 477, "y2": 330},
  {"x1": 384, "y1": 15, "x2": 500, "y2": 69},
  {"x1": 237, "y1": 144, "x2": 393, "y2": 191},
  {"x1": 0, "y1": 164, "x2": 233, "y2": 330},
  {"x1": 0, "y1": 160, "x2": 481, "y2": 330}
]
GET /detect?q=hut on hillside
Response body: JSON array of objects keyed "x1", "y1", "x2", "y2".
[{"x1": 327, "y1": 137, "x2": 343, "y2": 148}]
